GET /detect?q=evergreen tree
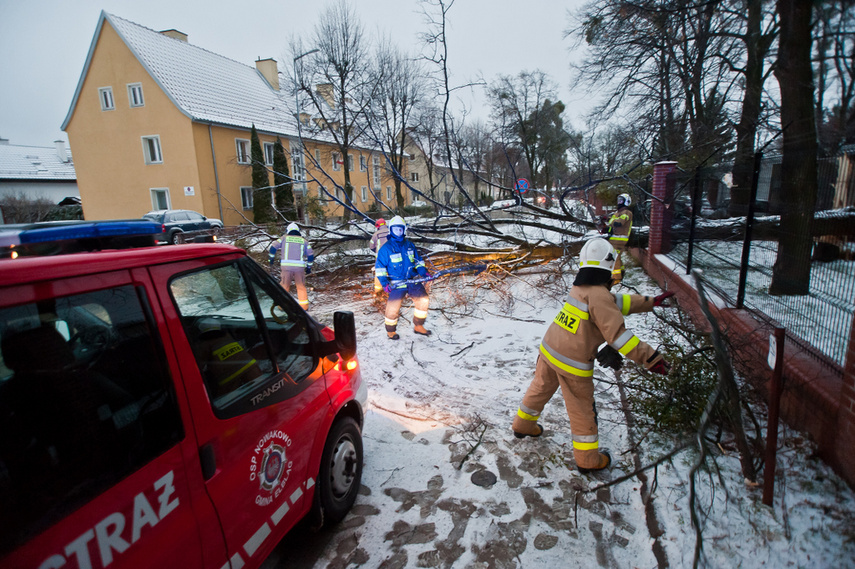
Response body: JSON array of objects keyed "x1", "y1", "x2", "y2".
[
  {"x1": 251, "y1": 125, "x2": 274, "y2": 224},
  {"x1": 272, "y1": 137, "x2": 296, "y2": 221}
]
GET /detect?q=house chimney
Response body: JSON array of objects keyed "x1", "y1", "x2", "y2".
[
  {"x1": 315, "y1": 84, "x2": 335, "y2": 108},
  {"x1": 255, "y1": 58, "x2": 279, "y2": 91},
  {"x1": 55, "y1": 139, "x2": 69, "y2": 163},
  {"x1": 159, "y1": 29, "x2": 188, "y2": 42}
]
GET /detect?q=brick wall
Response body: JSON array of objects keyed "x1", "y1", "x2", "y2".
[{"x1": 649, "y1": 162, "x2": 677, "y2": 255}]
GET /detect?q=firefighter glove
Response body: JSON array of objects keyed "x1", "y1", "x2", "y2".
[
  {"x1": 596, "y1": 345, "x2": 623, "y2": 370},
  {"x1": 653, "y1": 291, "x2": 675, "y2": 307},
  {"x1": 384, "y1": 284, "x2": 392, "y2": 294},
  {"x1": 305, "y1": 266, "x2": 312, "y2": 275},
  {"x1": 649, "y1": 358, "x2": 671, "y2": 375}
]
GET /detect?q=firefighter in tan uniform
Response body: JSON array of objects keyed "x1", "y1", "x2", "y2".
[
  {"x1": 269, "y1": 222, "x2": 314, "y2": 310},
  {"x1": 511, "y1": 238, "x2": 674, "y2": 472},
  {"x1": 601, "y1": 193, "x2": 633, "y2": 283}
]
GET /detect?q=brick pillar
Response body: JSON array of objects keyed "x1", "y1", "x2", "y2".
[
  {"x1": 838, "y1": 316, "x2": 855, "y2": 488},
  {"x1": 649, "y1": 161, "x2": 678, "y2": 255}
]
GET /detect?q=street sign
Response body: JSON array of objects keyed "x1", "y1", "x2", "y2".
[{"x1": 515, "y1": 178, "x2": 529, "y2": 193}]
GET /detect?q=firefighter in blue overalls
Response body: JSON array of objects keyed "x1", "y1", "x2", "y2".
[
  {"x1": 374, "y1": 216, "x2": 431, "y2": 339},
  {"x1": 269, "y1": 222, "x2": 314, "y2": 310}
]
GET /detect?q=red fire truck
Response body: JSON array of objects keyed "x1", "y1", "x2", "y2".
[{"x1": 0, "y1": 220, "x2": 366, "y2": 569}]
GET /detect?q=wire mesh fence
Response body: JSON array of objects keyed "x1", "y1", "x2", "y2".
[{"x1": 659, "y1": 154, "x2": 854, "y2": 366}]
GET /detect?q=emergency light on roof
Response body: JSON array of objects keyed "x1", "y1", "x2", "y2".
[{"x1": 0, "y1": 220, "x2": 162, "y2": 259}]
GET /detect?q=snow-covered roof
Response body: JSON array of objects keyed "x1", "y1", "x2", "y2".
[
  {"x1": 0, "y1": 142, "x2": 76, "y2": 181},
  {"x1": 62, "y1": 11, "x2": 301, "y2": 138}
]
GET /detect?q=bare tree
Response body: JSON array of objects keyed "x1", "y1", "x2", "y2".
[
  {"x1": 814, "y1": 0, "x2": 855, "y2": 154},
  {"x1": 488, "y1": 70, "x2": 560, "y2": 188},
  {"x1": 292, "y1": 0, "x2": 376, "y2": 221},
  {"x1": 368, "y1": 40, "x2": 426, "y2": 212}
]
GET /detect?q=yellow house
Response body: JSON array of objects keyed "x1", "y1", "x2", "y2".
[{"x1": 62, "y1": 12, "x2": 403, "y2": 224}]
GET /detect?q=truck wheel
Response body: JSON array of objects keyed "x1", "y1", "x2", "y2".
[{"x1": 317, "y1": 417, "x2": 362, "y2": 524}]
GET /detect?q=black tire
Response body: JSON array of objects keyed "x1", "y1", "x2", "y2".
[
  {"x1": 317, "y1": 417, "x2": 363, "y2": 525},
  {"x1": 168, "y1": 230, "x2": 182, "y2": 244}
]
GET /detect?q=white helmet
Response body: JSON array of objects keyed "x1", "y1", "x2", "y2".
[
  {"x1": 388, "y1": 215, "x2": 406, "y2": 238},
  {"x1": 618, "y1": 193, "x2": 631, "y2": 207},
  {"x1": 579, "y1": 238, "x2": 616, "y2": 273},
  {"x1": 286, "y1": 222, "x2": 300, "y2": 234}
]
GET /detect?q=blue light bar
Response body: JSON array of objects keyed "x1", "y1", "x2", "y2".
[{"x1": 0, "y1": 220, "x2": 161, "y2": 247}]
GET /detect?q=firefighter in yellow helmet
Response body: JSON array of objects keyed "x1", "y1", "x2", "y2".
[
  {"x1": 511, "y1": 238, "x2": 674, "y2": 473},
  {"x1": 601, "y1": 193, "x2": 633, "y2": 283}
]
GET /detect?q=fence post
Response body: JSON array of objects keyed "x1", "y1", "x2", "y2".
[
  {"x1": 650, "y1": 162, "x2": 678, "y2": 256},
  {"x1": 737, "y1": 152, "x2": 763, "y2": 308},
  {"x1": 686, "y1": 168, "x2": 702, "y2": 275},
  {"x1": 762, "y1": 327, "x2": 786, "y2": 507}
]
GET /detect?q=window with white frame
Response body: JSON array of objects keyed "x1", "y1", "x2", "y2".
[
  {"x1": 410, "y1": 172, "x2": 420, "y2": 182},
  {"x1": 141, "y1": 136, "x2": 162, "y2": 164},
  {"x1": 331, "y1": 152, "x2": 341, "y2": 171},
  {"x1": 99, "y1": 87, "x2": 115, "y2": 111},
  {"x1": 361, "y1": 186, "x2": 367, "y2": 202},
  {"x1": 150, "y1": 188, "x2": 170, "y2": 210},
  {"x1": 372, "y1": 156, "x2": 381, "y2": 189},
  {"x1": 263, "y1": 142, "x2": 275, "y2": 166},
  {"x1": 290, "y1": 142, "x2": 305, "y2": 183},
  {"x1": 235, "y1": 139, "x2": 250, "y2": 164},
  {"x1": 315, "y1": 149, "x2": 321, "y2": 166},
  {"x1": 127, "y1": 83, "x2": 144, "y2": 107},
  {"x1": 240, "y1": 187, "x2": 253, "y2": 210},
  {"x1": 359, "y1": 155, "x2": 367, "y2": 171},
  {"x1": 347, "y1": 154, "x2": 354, "y2": 171},
  {"x1": 386, "y1": 186, "x2": 392, "y2": 200}
]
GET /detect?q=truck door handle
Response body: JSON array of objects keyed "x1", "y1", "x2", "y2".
[{"x1": 199, "y1": 443, "x2": 216, "y2": 480}]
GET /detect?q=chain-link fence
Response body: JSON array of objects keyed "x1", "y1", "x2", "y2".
[{"x1": 658, "y1": 154, "x2": 854, "y2": 366}]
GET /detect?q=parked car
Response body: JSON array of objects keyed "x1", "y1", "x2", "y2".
[
  {"x1": 0, "y1": 220, "x2": 365, "y2": 569},
  {"x1": 143, "y1": 209, "x2": 224, "y2": 244}
]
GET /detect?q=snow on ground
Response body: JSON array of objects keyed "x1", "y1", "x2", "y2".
[{"x1": 265, "y1": 253, "x2": 855, "y2": 569}]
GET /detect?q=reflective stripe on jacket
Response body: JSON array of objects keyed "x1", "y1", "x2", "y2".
[{"x1": 540, "y1": 284, "x2": 659, "y2": 377}]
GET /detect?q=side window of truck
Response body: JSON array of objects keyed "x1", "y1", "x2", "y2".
[
  {"x1": 0, "y1": 286, "x2": 183, "y2": 557},
  {"x1": 170, "y1": 259, "x2": 317, "y2": 419}
]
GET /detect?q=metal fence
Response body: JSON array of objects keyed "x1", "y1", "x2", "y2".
[{"x1": 659, "y1": 154, "x2": 854, "y2": 367}]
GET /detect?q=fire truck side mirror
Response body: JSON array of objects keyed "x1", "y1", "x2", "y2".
[{"x1": 333, "y1": 311, "x2": 357, "y2": 361}]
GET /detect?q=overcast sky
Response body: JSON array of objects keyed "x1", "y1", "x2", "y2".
[{"x1": 0, "y1": 0, "x2": 590, "y2": 148}]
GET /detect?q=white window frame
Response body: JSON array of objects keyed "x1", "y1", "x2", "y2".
[
  {"x1": 290, "y1": 141, "x2": 305, "y2": 184},
  {"x1": 99, "y1": 87, "x2": 115, "y2": 111},
  {"x1": 372, "y1": 156, "x2": 381, "y2": 189},
  {"x1": 240, "y1": 186, "x2": 254, "y2": 210},
  {"x1": 127, "y1": 83, "x2": 144, "y2": 107},
  {"x1": 235, "y1": 139, "x2": 250, "y2": 164},
  {"x1": 411, "y1": 172, "x2": 420, "y2": 182},
  {"x1": 141, "y1": 135, "x2": 163, "y2": 164},
  {"x1": 264, "y1": 142, "x2": 275, "y2": 166},
  {"x1": 332, "y1": 151, "x2": 342, "y2": 171},
  {"x1": 359, "y1": 155, "x2": 367, "y2": 172},
  {"x1": 386, "y1": 186, "x2": 392, "y2": 201},
  {"x1": 361, "y1": 186, "x2": 368, "y2": 202},
  {"x1": 347, "y1": 154, "x2": 354, "y2": 172},
  {"x1": 150, "y1": 188, "x2": 170, "y2": 210},
  {"x1": 314, "y1": 149, "x2": 321, "y2": 166}
]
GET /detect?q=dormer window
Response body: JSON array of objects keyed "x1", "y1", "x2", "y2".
[
  {"x1": 99, "y1": 87, "x2": 115, "y2": 111},
  {"x1": 127, "y1": 83, "x2": 144, "y2": 107}
]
